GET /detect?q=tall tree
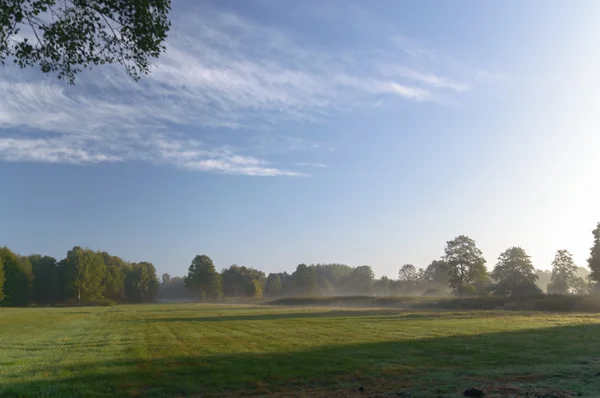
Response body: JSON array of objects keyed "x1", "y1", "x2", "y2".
[
  {"x1": 245, "y1": 279, "x2": 263, "y2": 298},
  {"x1": 398, "y1": 264, "x2": 419, "y2": 293},
  {"x1": 124, "y1": 262, "x2": 159, "y2": 302},
  {"x1": 29, "y1": 255, "x2": 59, "y2": 304},
  {"x1": 313, "y1": 264, "x2": 354, "y2": 294},
  {"x1": 588, "y1": 222, "x2": 600, "y2": 283},
  {"x1": 374, "y1": 276, "x2": 391, "y2": 296},
  {"x1": 0, "y1": 254, "x2": 4, "y2": 302},
  {"x1": 0, "y1": 247, "x2": 33, "y2": 306},
  {"x1": 61, "y1": 247, "x2": 106, "y2": 303},
  {"x1": 1, "y1": 0, "x2": 171, "y2": 83},
  {"x1": 444, "y1": 235, "x2": 488, "y2": 298},
  {"x1": 184, "y1": 255, "x2": 222, "y2": 300},
  {"x1": 221, "y1": 265, "x2": 265, "y2": 298},
  {"x1": 548, "y1": 249, "x2": 578, "y2": 294},
  {"x1": 292, "y1": 264, "x2": 319, "y2": 296},
  {"x1": 491, "y1": 247, "x2": 541, "y2": 297},
  {"x1": 100, "y1": 252, "x2": 126, "y2": 301},
  {"x1": 162, "y1": 273, "x2": 171, "y2": 285},
  {"x1": 265, "y1": 273, "x2": 282, "y2": 297},
  {"x1": 350, "y1": 265, "x2": 375, "y2": 294}
]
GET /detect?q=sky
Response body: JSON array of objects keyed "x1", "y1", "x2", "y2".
[{"x1": 1, "y1": 0, "x2": 600, "y2": 278}]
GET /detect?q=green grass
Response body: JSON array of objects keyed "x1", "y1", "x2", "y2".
[{"x1": 2, "y1": 304, "x2": 600, "y2": 397}]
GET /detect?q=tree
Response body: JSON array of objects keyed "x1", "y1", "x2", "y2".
[
  {"x1": 100, "y1": 252, "x2": 126, "y2": 301},
  {"x1": 221, "y1": 265, "x2": 265, "y2": 298},
  {"x1": 0, "y1": 247, "x2": 33, "y2": 306},
  {"x1": 374, "y1": 276, "x2": 391, "y2": 296},
  {"x1": 265, "y1": 273, "x2": 282, "y2": 297},
  {"x1": 124, "y1": 262, "x2": 159, "y2": 302},
  {"x1": 398, "y1": 264, "x2": 419, "y2": 293},
  {"x1": 535, "y1": 269, "x2": 552, "y2": 293},
  {"x1": 350, "y1": 265, "x2": 375, "y2": 294},
  {"x1": 184, "y1": 255, "x2": 222, "y2": 300},
  {"x1": 1, "y1": 0, "x2": 171, "y2": 83},
  {"x1": 29, "y1": 254, "x2": 59, "y2": 304},
  {"x1": 313, "y1": 263, "x2": 354, "y2": 294},
  {"x1": 548, "y1": 250, "x2": 578, "y2": 294},
  {"x1": 0, "y1": 254, "x2": 4, "y2": 302},
  {"x1": 61, "y1": 246, "x2": 106, "y2": 303},
  {"x1": 162, "y1": 273, "x2": 171, "y2": 285},
  {"x1": 444, "y1": 235, "x2": 488, "y2": 298},
  {"x1": 245, "y1": 279, "x2": 263, "y2": 298},
  {"x1": 292, "y1": 264, "x2": 319, "y2": 296},
  {"x1": 157, "y1": 276, "x2": 196, "y2": 301},
  {"x1": 491, "y1": 247, "x2": 541, "y2": 297},
  {"x1": 588, "y1": 222, "x2": 600, "y2": 283},
  {"x1": 420, "y1": 260, "x2": 450, "y2": 295}
]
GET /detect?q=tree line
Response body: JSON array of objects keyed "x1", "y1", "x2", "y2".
[
  {"x1": 0, "y1": 246, "x2": 159, "y2": 306},
  {"x1": 3, "y1": 222, "x2": 600, "y2": 305},
  {"x1": 171, "y1": 223, "x2": 600, "y2": 300}
]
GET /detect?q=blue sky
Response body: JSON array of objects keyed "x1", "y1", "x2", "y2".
[{"x1": 1, "y1": 0, "x2": 600, "y2": 278}]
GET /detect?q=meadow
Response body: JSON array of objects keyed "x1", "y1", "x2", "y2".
[{"x1": 1, "y1": 304, "x2": 600, "y2": 397}]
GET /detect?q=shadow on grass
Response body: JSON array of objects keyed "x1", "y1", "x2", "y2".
[{"x1": 3, "y1": 324, "x2": 600, "y2": 397}]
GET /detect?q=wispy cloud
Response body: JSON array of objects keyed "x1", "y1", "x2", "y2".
[
  {"x1": 296, "y1": 162, "x2": 329, "y2": 168},
  {"x1": 0, "y1": 3, "x2": 476, "y2": 175}
]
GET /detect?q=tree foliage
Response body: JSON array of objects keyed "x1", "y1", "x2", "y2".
[
  {"x1": 444, "y1": 235, "x2": 488, "y2": 298},
  {"x1": 265, "y1": 273, "x2": 282, "y2": 297},
  {"x1": 29, "y1": 254, "x2": 59, "y2": 304},
  {"x1": 292, "y1": 264, "x2": 319, "y2": 296},
  {"x1": 0, "y1": 254, "x2": 4, "y2": 302},
  {"x1": 548, "y1": 250, "x2": 578, "y2": 294},
  {"x1": 491, "y1": 247, "x2": 541, "y2": 297},
  {"x1": 61, "y1": 247, "x2": 106, "y2": 302},
  {"x1": 398, "y1": 264, "x2": 419, "y2": 293},
  {"x1": 0, "y1": 247, "x2": 33, "y2": 306},
  {"x1": 1, "y1": 0, "x2": 171, "y2": 83},
  {"x1": 124, "y1": 262, "x2": 159, "y2": 302},
  {"x1": 184, "y1": 255, "x2": 222, "y2": 300},
  {"x1": 588, "y1": 222, "x2": 600, "y2": 283},
  {"x1": 221, "y1": 265, "x2": 265, "y2": 298},
  {"x1": 350, "y1": 265, "x2": 374, "y2": 294}
]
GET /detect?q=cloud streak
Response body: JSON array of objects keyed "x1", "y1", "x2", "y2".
[{"x1": 0, "y1": 3, "x2": 475, "y2": 176}]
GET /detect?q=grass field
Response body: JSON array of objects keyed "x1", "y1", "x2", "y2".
[{"x1": 2, "y1": 305, "x2": 600, "y2": 397}]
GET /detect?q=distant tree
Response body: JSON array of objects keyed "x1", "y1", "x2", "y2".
[
  {"x1": 588, "y1": 222, "x2": 600, "y2": 283},
  {"x1": 313, "y1": 263, "x2": 354, "y2": 294},
  {"x1": 61, "y1": 247, "x2": 107, "y2": 303},
  {"x1": 185, "y1": 255, "x2": 222, "y2": 300},
  {"x1": 100, "y1": 252, "x2": 126, "y2": 301},
  {"x1": 0, "y1": 254, "x2": 4, "y2": 302},
  {"x1": 420, "y1": 260, "x2": 450, "y2": 294},
  {"x1": 124, "y1": 262, "x2": 159, "y2": 302},
  {"x1": 246, "y1": 279, "x2": 263, "y2": 298},
  {"x1": 265, "y1": 273, "x2": 282, "y2": 297},
  {"x1": 292, "y1": 264, "x2": 319, "y2": 296},
  {"x1": 162, "y1": 273, "x2": 171, "y2": 285},
  {"x1": 398, "y1": 264, "x2": 419, "y2": 293},
  {"x1": 571, "y1": 276, "x2": 591, "y2": 295},
  {"x1": 491, "y1": 247, "x2": 541, "y2": 297},
  {"x1": 547, "y1": 250, "x2": 578, "y2": 294},
  {"x1": 1, "y1": 0, "x2": 172, "y2": 83},
  {"x1": 0, "y1": 247, "x2": 33, "y2": 306},
  {"x1": 221, "y1": 265, "x2": 266, "y2": 298},
  {"x1": 444, "y1": 235, "x2": 488, "y2": 298},
  {"x1": 535, "y1": 269, "x2": 552, "y2": 293},
  {"x1": 350, "y1": 265, "x2": 375, "y2": 294},
  {"x1": 374, "y1": 276, "x2": 391, "y2": 296},
  {"x1": 29, "y1": 255, "x2": 59, "y2": 304},
  {"x1": 157, "y1": 276, "x2": 196, "y2": 300}
]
